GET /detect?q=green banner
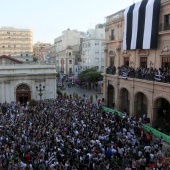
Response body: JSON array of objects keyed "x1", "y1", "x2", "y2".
[
  {"x1": 142, "y1": 124, "x2": 170, "y2": 144},
  {"x1": 102, "y1": 106, "x2": 122, "y2": 116},
  {"x1": 102, "y1": 106, "x2": 170, "y2": 144}
]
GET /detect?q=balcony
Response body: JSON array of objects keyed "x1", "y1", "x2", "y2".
[
  {"x1": 159, "y1": 23, "x2": 170, "y2": 32},
  {"x1": 109, "y1": 35, "x2": 115, "y2": 41},
  {"x1": 106, "y1": 66, "x2": 170, "y2": 84}
]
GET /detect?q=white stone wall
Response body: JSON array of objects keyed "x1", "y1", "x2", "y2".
[{"x1": 0, "y1": 64, "x2": 56, "y2": 103}]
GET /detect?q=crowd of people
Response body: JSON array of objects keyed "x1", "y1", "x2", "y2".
[
  {"x1": 0, "y1": 95, "x2": 170, "y2": 170},
  {"x1": 106, "y1": 66, "x2": 170, "y2": 83}
]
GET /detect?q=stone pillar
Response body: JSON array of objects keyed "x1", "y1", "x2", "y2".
[
  {"x1": 1, "y1": 81, "x2": 6, "y2": 103},
  {"x1": 147, "y1": 101, "x2": 153, "y2": 126},
  {"x1": 114, "y1": 80, "x2": 120, "y2": 110},
  {"x1": 129, "y1": 86, "x2": 135, "y2": 116},
  {"x1": 103, "y1": 76, "x2": 108, "y2": 105}
]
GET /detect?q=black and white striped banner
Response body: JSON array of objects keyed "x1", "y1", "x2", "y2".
[{"x1": 123, "y1": 0, "x2": 160, "y2": 50}]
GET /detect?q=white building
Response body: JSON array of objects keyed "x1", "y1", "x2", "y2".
[
  {"x1": 0, "y1": 63, "x2": 56, "y2": 103},
  {"x1": 81, "y1": 24, "x2": 105, "y2": 72},
  {"x1": 49, "y1": 29, "x2": 85, "y2": 74}
]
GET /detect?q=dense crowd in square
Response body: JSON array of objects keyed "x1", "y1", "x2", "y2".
[{"x1": 0, "y1": 95, "x2": 170, "y2": 170}]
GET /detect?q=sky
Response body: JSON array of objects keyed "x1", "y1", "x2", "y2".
[{"x1": 0, "y1": 0, "x2": 141, "y2": 44}]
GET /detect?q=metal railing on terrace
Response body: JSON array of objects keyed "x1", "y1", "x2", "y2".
[
  {"x1": 105, "y1": 10, "x2": 124, "y2": 23},
  {"x1": 159, "y1": 23, "x2": 170, "y2": 32}
]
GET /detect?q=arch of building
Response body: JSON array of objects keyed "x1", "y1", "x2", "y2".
[
  {"x1": 107, "y1": 84, "x2": 115, "y2": 108},
  {"x1": 134, "y1": 91, "x2": 148, "y2": 120},
  {"x1": 152, "y1": 96, "x2": 170, "y2": 133},
  {"x1": 15, "y1": 83, "x2": 32, "y2": 104},
  {"x1": 119, "y1": 87, "x2": 130, "y2": 113}
]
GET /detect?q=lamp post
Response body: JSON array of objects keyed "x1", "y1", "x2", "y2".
[{"x1": 36, "y1": 84, "x2": 45, "y2": 101}]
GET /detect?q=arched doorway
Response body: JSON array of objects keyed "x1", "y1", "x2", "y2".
[
  {"x1": 134, "y1": 92, "x2": 148, "y2": 119},
  {"x1": 16, "y1": 84, "x2": 31, "y2": 104},
  {"x1": 107, "y1": 84, "x2": 115, "y2": 108},
  {"x1": 120, "y1": 88, "x2": 129, "y2": 113},
  {"x1": 154, "y1": 98, "x2": 170, "y2": 134}
]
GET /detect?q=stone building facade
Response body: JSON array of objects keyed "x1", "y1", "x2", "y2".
[
  {"x1": 0, "y1": 64, "x2": 56, "y2": 103},
  {"x1": 103, "y1": 0, "x2": 170, "y2": 128}
]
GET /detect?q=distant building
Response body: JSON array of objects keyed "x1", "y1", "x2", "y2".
[
  {"x1": 81, "y1": 24, "x2": 105, "y2": 72},
  {"x1": 33, "y1": 41, "x2": 51, "y2": 62},
  {"x1": 50, "y1": 29, "x2": 84, "y2": 75},
  {"x1": 0, "y1": 27, "x2": 33, "y2": 61}
]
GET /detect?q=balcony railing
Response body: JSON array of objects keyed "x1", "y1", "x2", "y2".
[
  {"x1": 106, "y1": 66, "x2": 170, "y2": 84},
  {"x1": 109, "y1": 35, "x2": 115, "y2": 41},
  {"x1": 159, "y1": 23, "x2": 170, "y2": 32},
  {"x1": 106, "y1": 10, "x2": 124, "y2": 23}
]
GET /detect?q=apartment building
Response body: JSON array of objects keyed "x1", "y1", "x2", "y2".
[
  {"x1": 50, "y1": 29, "x2": 84, "y2": 75},
  {"x1": 0, "y1": 27, "x2": 33, "y2": 60},
  {"x1": 103, "y1": 0, "x2": 170, "y2": 131},
  {"x1": 81, "y1": 24, "x2": 105, "y2": 72}
]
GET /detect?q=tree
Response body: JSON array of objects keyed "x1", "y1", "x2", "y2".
[
  {"x1": 78, "y1": 68, "x2": 103, "y2": 82},
  {"x1": 33, "y1": 57, "x2": 38, "y2": 62}
]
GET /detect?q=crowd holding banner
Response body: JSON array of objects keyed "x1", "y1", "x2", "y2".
[{"x1": 0, "y1": 95, "x2": 170, "y2": 169}]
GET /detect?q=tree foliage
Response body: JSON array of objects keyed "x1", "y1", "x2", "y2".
[
  {"x1": 78, "y1": 68, "x2": 103, "y2": 82},
  {"x1": 33, "y1": 57, "x2": 38, "y2": 62}
]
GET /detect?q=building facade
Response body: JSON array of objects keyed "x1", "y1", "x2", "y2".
[
  {"x1": 103, "y1": 0, "x2": 170, "y2": 130},
  {"x1": 33, "y1": 41, "x2": 51, "y2": 62},
  {"x1": 49, "y1": 29, "x2": 84, "y2": 74},
  {"x1": 81, "y1": 24, "x2": 105, "y2": 72},
  {"x1": 0, "y1": 64, "x2": 56, "y2": 103},
  {"x1": 0, "y1": 27, "x2": 33, "y2": 60}
]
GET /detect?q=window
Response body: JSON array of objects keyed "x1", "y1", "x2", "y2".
[
  {"x1": 124, "y1": 57, "x2": 129, "y2": 66},
  {"x1": 69, "y1": 60, "x2": 72, "y2": 64},
  {"x1": 110, "y1": 57, "x2": 114, "y2": 66},
  {"x1": 95, "y1": 41, "x2": 99, "y2": 46},
  {"x1": 164, "y1": 14, "x2": 170, "y2": 30},
  {"x1": 69, "y1": 68, "x2": 72, "y2": 73},
  {"x1": 95, "y1": 49, "x2": 99, "y2": 54},
  {"x1": 102, "y1": 42, "x2": 105, "y2": 46},
  {"x1": 162, "y1": 57, "x2": 170, "y2": 69},
  {"x1": 8, "y1": 45, "x2": 10, "y2": 48},
  {"x1": 140, "y1": 57, "x2": 147, "y2": 68},
  {"x1": 95, "y1": 58, "x2": 99, "y2": 63},
  {"x1": 110, "y1": 29, "x2": 115, "y2": 40},
  {"x1": 95, "y1": 66, "x2": 99, "y2": 70},
  {"x1": 69, "y1": 52, "x2": 71, "y2": 56}
]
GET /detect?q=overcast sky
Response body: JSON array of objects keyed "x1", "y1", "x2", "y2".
[{"x1": 0, "y1": 0, "x2": 141, "y2": 44}]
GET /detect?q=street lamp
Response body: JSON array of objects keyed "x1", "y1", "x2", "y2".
[{"x1": 36, "y1": 84, "x2": 45, "y2": 101}]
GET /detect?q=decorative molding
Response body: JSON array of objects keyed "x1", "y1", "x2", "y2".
[
  {"x1": 160, "y1": 45, "x2": 170, "y2": 56},
  {"x1": 109, "y1": 50, "x2": 116, "y2": 57},
  {"x1": 138, "y1": 49, "x2": 149, "y2": 56},
  {"x1": 122, "y1": 50, "x2": 131, "y2": 57}
]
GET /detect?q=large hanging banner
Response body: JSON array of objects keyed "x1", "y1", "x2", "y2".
[{"x1": 123, "y1": 0, "x2": 160, "y2": 50}]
